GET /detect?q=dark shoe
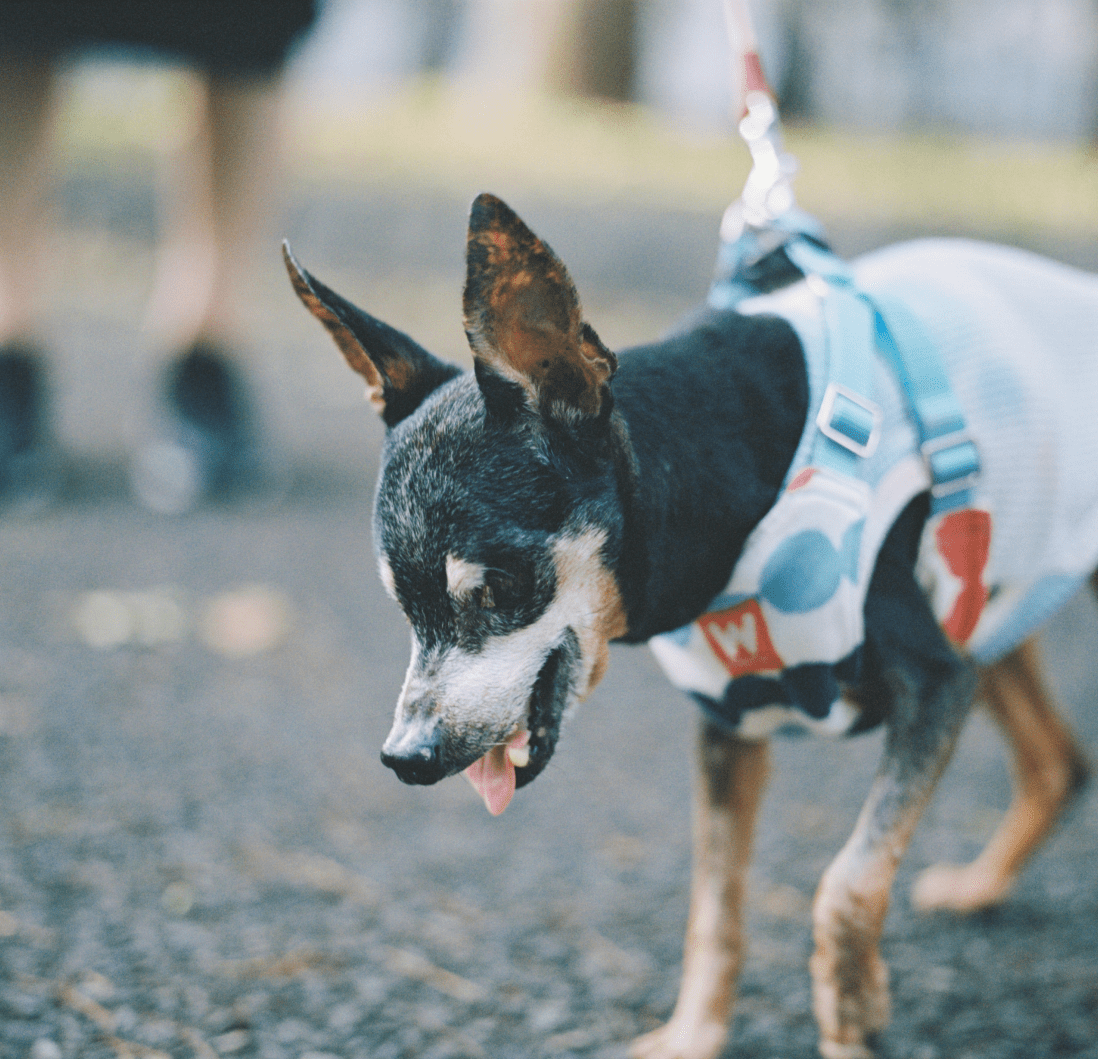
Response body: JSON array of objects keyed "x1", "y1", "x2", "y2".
[
  {"x1": 130, "y1": 342, "x2": 285, "y2": 514},
  {"x1": 0, "y1": 344, "x2": 62, "y2": 509}
]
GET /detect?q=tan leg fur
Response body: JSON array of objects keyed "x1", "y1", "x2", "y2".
[
  {"x1": 810, "y1": 656, "x2": 973, "y2": 1059},
  {"x1": 810, "y1": 775, "x2": 935, "y2": 1059},
  {"x1": 632, "y1": 723, "x2": 769, "y2": 1059},
  {"x1": 912, "y1": 636, "x2": 1089, "y2": 912},
  {"x1": 810, "y1": 834, "x2": 897, "y2": 1058}
]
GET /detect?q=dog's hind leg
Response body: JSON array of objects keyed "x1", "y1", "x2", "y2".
[
  {"x1": 631, "y1": 721, "x2": 769, "y2": 1059},
  {"x1": 912, "y1": 636, "x2": 1090, "y2": 913}
]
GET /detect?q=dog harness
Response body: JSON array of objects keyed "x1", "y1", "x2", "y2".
[{"x1": 649, "y1": 235, "x2": 1098, "y2": 738}]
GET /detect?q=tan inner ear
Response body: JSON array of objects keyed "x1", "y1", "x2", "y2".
[
  {"x1": 283, "y1": 243, "x2": 386, "y2": 410},
  {"x1": 467, "y1": 223, "x2": 612, "y2": 416}
]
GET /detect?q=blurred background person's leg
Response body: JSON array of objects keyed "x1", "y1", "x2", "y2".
[
  {"x1": 0, "y1": 57, "x2": 59, "y2": 500},
  {"x1": 0, "y1": 0, "x2": 317, "y2": 512},
  {"x1": 143, "y1": 74, "x2": 283, "y2": 355},
  {"x1": 131, "y1": 69, "x2": 291, "y2": 514}
]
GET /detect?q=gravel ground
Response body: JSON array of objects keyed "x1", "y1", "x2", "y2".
[{"x1": 0, "y1": 176, "x2": 1096, "y2": 1059}]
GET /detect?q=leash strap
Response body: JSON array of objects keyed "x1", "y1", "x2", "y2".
[
  {"x1": 715, "y1": 0, "x2": 979, "y2": 510},
  {"x1": 722, "y1": 0, "x2": 772, "y2": 105}
]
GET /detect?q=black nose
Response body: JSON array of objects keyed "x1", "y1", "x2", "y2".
[{"x1": 380, "y1": 738, "x2": 445, "y2": 785}]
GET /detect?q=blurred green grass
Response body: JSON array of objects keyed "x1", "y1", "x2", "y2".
[{"x1": 57, "y1": 66, "x2": 1098, "y2": 239}]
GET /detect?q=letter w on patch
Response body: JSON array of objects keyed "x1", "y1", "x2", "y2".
[{"x1": 699, "y1": 599, "x2": 783, "y2": 678}]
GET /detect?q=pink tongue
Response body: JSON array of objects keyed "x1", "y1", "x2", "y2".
[{"x1": 463, "y1": 730, "x2": 530, "y2": 815}]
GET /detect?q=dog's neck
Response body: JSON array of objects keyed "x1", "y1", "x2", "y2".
[{"x1": 608, "y1": 309, "x2": 809, "y2": 643}]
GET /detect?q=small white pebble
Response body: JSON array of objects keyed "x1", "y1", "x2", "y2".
[
  {"x1": 31, "y1": 1040, "x2": 62, "y2": 1059},
  {"x1": 213, "y1": 1029, "x2": 250, "y2": 1054},
  {"x1": 326, "y1": 1001, "x2": 360, "y2": 1033},
  {"x1": 72, "y1": 591, "x2": 132, "y2": 650},
  {"x1": 78, "y1": 971, "x2": 116, "y2": 1001},
  {"x1": 0, "y1": 910, "x2": 19, "y2": 937},
  {"x1": 130, "y1": 589, "x2": 188, "y2": 647},
  {"x1": 161, "y1": 880, "x2": 196, "y2": 917},
  {"x1": 275, "y1": 1018, "x2": 310, "y2": 1044}
]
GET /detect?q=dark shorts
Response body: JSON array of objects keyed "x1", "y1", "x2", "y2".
[{"x1": 0, "y1": 0, "x2": 318, "y2": 76}]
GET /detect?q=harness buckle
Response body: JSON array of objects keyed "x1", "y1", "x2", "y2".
[
  {"x1": 816, "y1": 382, "x2": 882, "y2": 459},
  {"x1": 921, "y1": 430, "x2": 981, "y2": 499}
]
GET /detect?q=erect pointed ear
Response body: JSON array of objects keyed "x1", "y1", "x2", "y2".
[
  {"x1": 463, "y1": 194, "x2": 616, "y2": 421},
  {"x1": 283, "y1": 241, "x2": 461, "y2": 428}
]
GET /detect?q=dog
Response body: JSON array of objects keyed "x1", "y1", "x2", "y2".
[{"x1": 284, "y1": 193, "x2": 1094, "y2": 1059}]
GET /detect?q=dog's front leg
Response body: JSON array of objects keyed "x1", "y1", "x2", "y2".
[
  {"x1": 812, "y1": 671, "x2": 976, "y2": 1058},
  {"x1": 811, "y1": 506, "x2": 978, "y2": 1059},
  {"x1": 633, "y1": 720, "x2": 769, "y2": 1059}
]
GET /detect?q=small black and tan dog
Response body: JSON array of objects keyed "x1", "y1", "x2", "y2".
[{"x1": 285, "y1": 194, "x2": 1092, "y2": 1059}]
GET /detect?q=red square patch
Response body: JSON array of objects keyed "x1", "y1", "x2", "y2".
[{"x1": 699, "y1": 598, "x2": 783, "y2": 678}]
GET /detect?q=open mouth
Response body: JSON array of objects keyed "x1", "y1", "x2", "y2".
[
  {"x1": 514, "y1": 641, "x2": 570, "y2": 788},
  {"x1": 462, "y1": 635, "x2": 577, "y2": 814}
]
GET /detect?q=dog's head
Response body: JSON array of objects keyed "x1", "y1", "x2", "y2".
[{"x1": 285, "y1": 194, "x2": 630, "y2": 814}]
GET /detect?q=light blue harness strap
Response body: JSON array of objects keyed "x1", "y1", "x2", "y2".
[
  {"x1": 871, "y1": 295, "x2": 981, "y2": 512},
  {"x1": 709, "y1": 224, "x2": 981, "y2": 510},
  {"x1": 785, "y1": 238, "x2": 980, "y2": 512},
  {"x1": 812, "y1": 286, "x2": 879, "y2": 476},
  {"x1": 783, "y1": 240, "x2": 883, "y2": 475},
  {"x1": 783, "y1": 237, "x2": 849, "y2": 285},
  {"x1": 708, "y1": 207, "x2": 828, "y2": 310}
]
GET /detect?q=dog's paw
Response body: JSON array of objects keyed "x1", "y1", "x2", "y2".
[
  {"x1": 630, "y1": 1018, "x2": 726, "y2": 1059},
  {"x1": 810, "y1": 945, "x2": 889, "y2": 1059},
  {"x1": 911, "y1": 861, "x2": 1010, "y2": 913}
]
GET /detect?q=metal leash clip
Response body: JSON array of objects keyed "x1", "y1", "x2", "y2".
[
  {"x1": 730, "y1": 90, "x2": 798, "y2": 231},
  {"x1": 709, "y1": 8, "x2": 830, "y2": 309}
]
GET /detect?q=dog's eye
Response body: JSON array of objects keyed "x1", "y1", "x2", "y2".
[{"x1": 480, "y1": 569, "x2": 519, "y2": 610}]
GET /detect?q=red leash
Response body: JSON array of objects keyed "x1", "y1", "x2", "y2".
[
  {"x1": 719, "y1": 0, "x2": 798, "y2": 229},
  {"x1": 722, "y1": 0, "x2": 775, "y2": 112}
]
